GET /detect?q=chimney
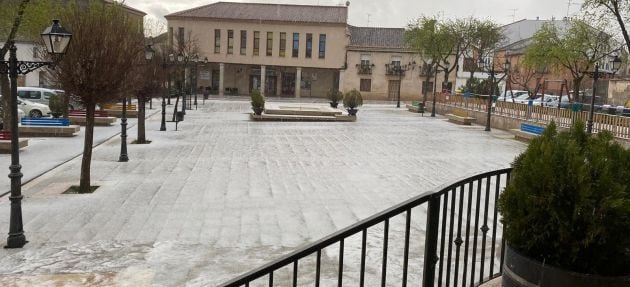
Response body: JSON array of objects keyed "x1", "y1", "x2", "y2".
[
  {"x1": 536, "y1": 16, "x2": 539, "y2": 20},
  {"x1": 346, "y1": 1, "x2": 350, "y2": 7}
]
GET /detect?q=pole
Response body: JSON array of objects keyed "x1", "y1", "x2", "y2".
[
  {"x1": 5, "y1": 45, "x2": 27, "y2": 248},
  {"x1": 119, "y1": 97, "x2": 129, "y2": 162},
  {"x1": 485, "y1": 67, "x2": 494, "y2": 132},
  {"x1": 431, "y1": 66, "x2": 438, "y2": 117},
  {"x1": 160, "y1": 90, "x2": 167, "y2": 131},
  {"x1": 587, "y1": 64, "x2": 599, "y2": 134},
  {"x1": 181, "y1": 65, "x2": 186, "y2": 115},
  {"x1": 397, "y1": 67, "x2": 401, "y2": 108}
]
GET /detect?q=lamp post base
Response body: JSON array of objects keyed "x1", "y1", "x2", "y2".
[{"x1": 5, "y1": 233, "x2": 27, "y2": 249}]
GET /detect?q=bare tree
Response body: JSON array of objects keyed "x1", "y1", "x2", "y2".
[{"x1": 51, "y1": 1, "x2": 145, "y2": 193}]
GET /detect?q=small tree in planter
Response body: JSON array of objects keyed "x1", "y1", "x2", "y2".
[
  {"x1": 498, "y1": 121, "x2": 630, "y2": 286},
  {"x1": 48, "y1": 94, "x2": 65, "y2": 118},
  {"x1": 343, "y1": 89, "x2": 363, "y2": 116},
  {"x1": 327, "y1": 89, "x2": 343, "y2": 108},
  {"x1": 251, "y1": 89, "x2": 264, "y2": 115}
]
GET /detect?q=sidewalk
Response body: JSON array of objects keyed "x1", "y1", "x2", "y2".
[{"x1": 0, "y1": 99, "x2": 525, "y2": 286}]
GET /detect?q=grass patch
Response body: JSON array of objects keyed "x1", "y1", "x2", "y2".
[
  {"x1": 131, "y1": 140, "x2": 152, "y2": 144},
  {"x1": 63, "y1": 185, "x2": 100, "y2": 194}
]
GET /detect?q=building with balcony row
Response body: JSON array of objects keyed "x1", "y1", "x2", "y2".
[{"x1": 165, "y1": 1, "x2": 454, "y2": 101}]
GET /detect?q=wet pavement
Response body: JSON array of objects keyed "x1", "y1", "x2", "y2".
[{"x1": 0, "y1": 99, "x2": 526, "y2": 286}]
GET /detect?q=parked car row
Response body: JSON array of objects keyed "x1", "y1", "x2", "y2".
[{"x1": 0, "y1": 94, "x2": 51, "y2": 118}]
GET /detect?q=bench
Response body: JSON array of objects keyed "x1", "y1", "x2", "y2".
[
  {"x1": 102, "y1": 103, "x2": 139, "y2": 118},
  {"x1": 406, "y1": 101, "x2": 425, "y2": 115},
  {"x1": 68, "y1": 110, "x2": 117, "y2": 126},
  {"x1": 19, "y1": 117, "x2": 80, "y2": 137},
  {"x1": 0, "y1": 130, "x2": 29, "y2": 153},
  {"x1": 446, "y1": 109, "x2": 475, "y2": 125},
  {"x1": 510, "y1": 123, "x2": 545, "y2": 142}
]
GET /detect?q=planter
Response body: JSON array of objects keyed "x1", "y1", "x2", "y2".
[
  {"x1": 252, "y1": 106, "x2": 264, "y2": 115},
  {"x1": 329, "y1": 102, "x2": 339, "y2": 108},
  {"x1": 503, "y1": 245, "x2": 630, "y2": 287},
  {"x1": 347, "y1": 108, "x2": 358, "y2": 116}
]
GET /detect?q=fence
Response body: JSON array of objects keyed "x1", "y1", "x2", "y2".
[
  {"x1": 434, "y1": 94, "x2": 630, "y2": 139},
  {"x1": 219, "y1": 168, "x2": 512, "y2": 287}
]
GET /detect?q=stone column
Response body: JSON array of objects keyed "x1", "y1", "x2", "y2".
[
  {"x1": 296, "y1": 67, "x2": 302, "y2": 98},
  {"x1": 261, "y1": 65, "x2": 266, "y2": 96},
  {"x1": 276, "y1": 71, "x2": 282, "y2": 96},
  {"x1": 338, "y1": 69, "x2": 345, "y2": 92},
  {"x1": 219, "y1": 63, "x2": 225, "y2": 97}
]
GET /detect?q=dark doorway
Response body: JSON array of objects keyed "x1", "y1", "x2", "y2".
[{"x1": 282, "y1": 72, "x2": 296, "y2": 96}]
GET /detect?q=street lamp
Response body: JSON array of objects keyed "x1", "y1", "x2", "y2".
[
  {"x1": 478, "y1": 57, "x2": 511, "y2": 132},
  {"x1": 388, "y1": 62, "x2": 415, "y2": 108},
  {"x1": 193, "y1": 57, "x2": 208, "y2": 109},
  {"x1": 586, "y1": 55, "x2": 622, "y2": 133},
  {"x1": 0, "y1": 19, "x2": 71, "y2": 248}
]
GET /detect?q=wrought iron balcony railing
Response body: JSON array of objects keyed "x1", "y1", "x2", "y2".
[
  {"x1": 386, "y1": 64, "x2": 407, "y2": 76},
  {"x1": 356, "y1": 64, "x2": 373, "y2": 75},
  {"x1": 218, "y1": 168, "x2": 512, "y2": 287}
]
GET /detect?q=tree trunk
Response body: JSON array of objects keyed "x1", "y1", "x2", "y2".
[
  {"x1": 137, "y1": 95, "x2": 146, "y2": 143},
  {"x1": 422, "y1": 74, "x2": 431, "y2": 105},
  {"x1": 573, "y1": 78, "x2": 582, "y2": 103},
  {"x1": 79, "y1": 102, "x2": 96, "y2": 193},
  {"x1": 172, "y1": 94, "x2": 180, "y2": 122}
]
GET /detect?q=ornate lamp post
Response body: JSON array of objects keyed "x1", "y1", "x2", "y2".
[
  {"x1": 0, "y1": 20, "x2": 72, "y2": 248},
  {"x1": 586, "y1": 55, "x2": 621, "y2": 134},
  {"x1": 193, "y1": 57, "x2": 208, "y2": 109},
  {"x1": 478, "y1": 57, "x2": 511, "y2": 132}
]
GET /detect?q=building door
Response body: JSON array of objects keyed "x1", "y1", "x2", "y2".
[
  {"x1": 388, "y1": 80, "x2": 400, "y2": 100},
  {"x1": 265, "y1": 76, "x2": 277, "y2": 96},
  {"x1": 282, "y1": 72, "x2": 295, "y2": 96},
  {"x1": 249, "y1": 75, "x2": 261, "y2": 93},
  {"x1": 211, "y1": 70, "x2": 220, "y2": 93}
]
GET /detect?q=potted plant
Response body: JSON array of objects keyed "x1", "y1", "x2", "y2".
[
  {"x1": 48, "y1": 94, "x2": 65, "y2": 118},
  {"x1": 250, "y1": 89, "x2": 265, "y2": 115},
  {"x1": 343, "y1": 89, "x2": 363, "y2": 116},
  {"x1": 327, "y1": 89, "x2": 343, "y2": 108},
  {"x1": 498, "y1": 121, "x2": 630, "y2": 287}
]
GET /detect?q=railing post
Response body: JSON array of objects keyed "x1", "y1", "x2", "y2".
[{"x1": 422, "y1": 194, "x2": 441, "y2": 286}]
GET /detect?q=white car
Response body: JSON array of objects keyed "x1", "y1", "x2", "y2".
[
  {"x1": 499, "y1": 90, "x2": 530, "y2": 102},
  {"x1": 1, "y1": 95, "x2": 51, "y2": 118},
  {"x1": 17, "y1": 87, "x2": 58, "y2": 106},
  {"x1": 532, "y1": 95, "x2": 559, "y2": 106}
]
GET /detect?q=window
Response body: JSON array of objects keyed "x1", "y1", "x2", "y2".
[
  {"x1": 279, "y1": 32, "x2": 286, "y2": 57},
  {"x1": 168, "y1": 27, "x2": 173, "y2": 48},
  {"x1": 318, "y1": 34, "x2": 326, "y2": 59},
  {"x1": 422, "y1": 81, "x2": 434, "y2": 94},
  {"x1": 266, "y1": 32, "x2": 273, "y2": 56},
  {"x1": 178, "y1": 27, "x2": 185, "y2": 49},
  {"x1": 360, "y1": 79, "x2": 372, "y2": 92},
  {"x1": 227, "y1": 30, "x2": 234, "y2": 54},
  {"x1": 360, "y1": 54, "x2": 371, "y2": 66},
  {"x1": 253, "y1": 31, "x2": 260, "y2": 56},
  {"x1": 292, "y1": 33, "x2": 299, "y2": 58},
  {"x1": 305, "y1": 33, "x2": 312, "y2": 58},
  {"x1": 214, "y1": 29, "x2": 221, "y2": 54},
  {"x1": 391, "y1": 56, "x2": 402, "y2": 67},
  {"x1": 240, "y1": 30, "x2": 247, "y2": 55}
]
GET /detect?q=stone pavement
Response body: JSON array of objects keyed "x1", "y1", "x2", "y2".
[{"x1": 0, "y1": 99, "x2": 525, "y2": 286}]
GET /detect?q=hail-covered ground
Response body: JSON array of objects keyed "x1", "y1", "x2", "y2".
[{"x1": 0, "y1": 98, "x2": 525, "y2": 286}]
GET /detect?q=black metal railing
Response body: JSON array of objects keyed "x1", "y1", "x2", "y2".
[
  {"x1": 386, "y1": 64, "x2": 407, "y2": 76},
  {"x1": 356, "y1": 64, "x2": 373, "y2": 75},
  {"x1": 218, "y1": 168, "x2": 512, "y2": 287}
]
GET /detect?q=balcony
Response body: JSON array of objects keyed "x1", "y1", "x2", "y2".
[
  {"x1": 386, "y1": 64, "x2": 407, "y2": 76},
  {"x1": 356, "y1": 64, "x2": 373, "y2": 75}
]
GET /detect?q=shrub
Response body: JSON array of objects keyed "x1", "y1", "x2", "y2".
[
  {"x1": 327, "y1": 89, "x2": 343, "y2": 103},
  {"x1": 250, "y1": 89, "x2": 264, "y2": 109},
  {"x1": 48, "y1": 94, "x2": 65, "y2": 115},
  {"x1": 343, "y1": 89, "x2": 363, "y2": 109},
  {"x1": 498, "y1": 121, "x2": 630, "y2": 276}
]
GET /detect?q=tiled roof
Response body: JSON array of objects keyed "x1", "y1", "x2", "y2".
[
  {"x1": 165, "y1": 2, "x2": 347, "y2": 24},
  {"x1": 348, "y1": 26, "x2": 405, "y2": 49},
  {"x1": 500, "y1": 19, "x2": 569, "y2": 48}
]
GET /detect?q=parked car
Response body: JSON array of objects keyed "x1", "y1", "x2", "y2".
[
  {"x1": 499, "y1": 90, "x2": 530, "y2": 101},
  {"x1": 532, "y1": 95, "x2": 559, "y2": 106},
  {"x1": 0, "y1": 105, "x2": 25, "y2": 130},
  {"x1": 1, "y1": 95, "x2": 51, "y2": 118},
  {"x1": 512, "y1": 93, "x2": 534, "y2": 104},
  {"x1": 548, "y1": 95, "x2": 571, "y2": 108},
  {"x1": 17, "y1": 87, "x2": 57, "y2": 106}
]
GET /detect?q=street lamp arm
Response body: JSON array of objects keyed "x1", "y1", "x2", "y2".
[{"x1": 0, "y1": 60, "x2": 57, "y2": 75}]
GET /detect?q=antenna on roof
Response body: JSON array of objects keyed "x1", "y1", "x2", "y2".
[
  {"x1": 508, "y1": 9, "x2": 518, "y2": 23},
  {"x1": 367, "y1": 13, "x2": 371, "y2": 27}
]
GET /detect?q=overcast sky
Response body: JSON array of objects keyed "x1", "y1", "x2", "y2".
[{"x1": 127, "y1": 0, "x2": 584, "y2": 30}]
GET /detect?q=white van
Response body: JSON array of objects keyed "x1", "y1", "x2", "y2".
[{"x1": 16, "y1": 87, "x2": 58, "y2": 106}]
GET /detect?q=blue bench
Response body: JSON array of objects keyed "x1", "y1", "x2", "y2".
[
  {"x1": 21, "y1": 117, "x2": 70, "y2": 126},
  {"x1": 521, "y1": 123, "x2": 545, "y2": 135}
]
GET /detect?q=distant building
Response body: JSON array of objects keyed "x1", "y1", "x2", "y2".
[{"x1": 165, "y1": 1, "x2": 454, "y2": 100}]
